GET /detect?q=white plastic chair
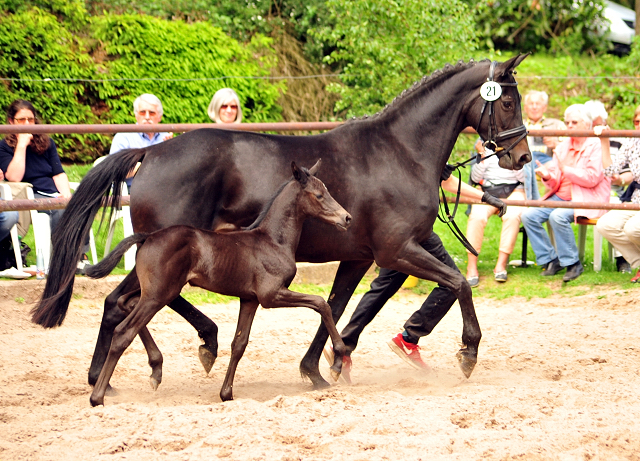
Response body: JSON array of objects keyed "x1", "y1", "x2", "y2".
[
  {"x1": 0, "y1": 183, "x2": 23, "y2": 271},
  {"x1": 68, "y1": 182, "x2": 98, "y2": 265},
  {"x1": 93, "y1": 156, "x2": 136, "y2": 270}
]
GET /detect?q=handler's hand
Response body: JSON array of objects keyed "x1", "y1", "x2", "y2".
[{"x1": 482, "y1": 192, "x2": 507, "y2": 217}]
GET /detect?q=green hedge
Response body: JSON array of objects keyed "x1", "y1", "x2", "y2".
[{"x1": 0, "y1": 7, "x2": 284, "y2": 162}]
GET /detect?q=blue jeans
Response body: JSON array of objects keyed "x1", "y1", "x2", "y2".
[
  {"x1": 0, "y1": 202, "x2": 19, "y2": 242},
  {"x1": 532, "y1": 150, "x2": 553, "y2": 165},
  {"x1": 521, "y1": 195, "x2": 579, "y2": 267}
]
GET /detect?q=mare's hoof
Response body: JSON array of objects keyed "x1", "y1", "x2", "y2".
[
  {"x1": 456, "y1": 349, "x2": 477, "y2": 379},
  {"x1": 198, "y1": 345, "x2": 216, "y2": 375},
  {"x1": 150, "y1": 376, "x2": 160, "y2": 391},
  {"x1": 300, "y1": 366, "x2": 331, "y2": 390},
  {"x1": 89, "y1": 395, "x2": 104, "y2": 407},
  {"x1": 220, "y1": 389, "x2": 233, "y2": 402}
]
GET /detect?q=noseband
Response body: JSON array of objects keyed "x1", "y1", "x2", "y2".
[{"x1": 474, "y1": 60, "x2": 528, "y2": 162}]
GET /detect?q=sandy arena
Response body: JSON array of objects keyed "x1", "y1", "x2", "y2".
[{"x1": 1, "y1": 277, "x2": 639, "y2": 460}]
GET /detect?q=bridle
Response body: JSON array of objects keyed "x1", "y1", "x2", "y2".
[
  {"x1": 438, "y1": 60, "x2": 528, "y2": 257},
  {"x1": 474, "y1": 60, "x2": 528, "y2": 162}
]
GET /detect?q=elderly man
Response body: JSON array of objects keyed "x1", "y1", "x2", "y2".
[
  {"x1": 521, "y1": 104, "x2": 611, "y2": 282},
  {"x1": 109, "y1": 93, "x2": 172, "y2": 191},
  {"x1": 523, "y1": 90, "x2": 565, "y2": 200}
]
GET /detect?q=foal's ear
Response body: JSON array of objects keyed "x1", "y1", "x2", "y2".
[
  {"x1": 291, "y1": 161, "x2": 307, "y2": 185},
  {"x1": 497, "y1": 53, "x2": 530, "y2": 78},
  {"x1": 308, "y1": 158, "x2": 322, "y2": 176}
]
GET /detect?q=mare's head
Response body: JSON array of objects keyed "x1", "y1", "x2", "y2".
[
  {"x1": 466, "y1": 54, "x2": 532, "y2": 170},
  {"x1": 292, "y1": 160, "x2": 352, "y2": 231}
]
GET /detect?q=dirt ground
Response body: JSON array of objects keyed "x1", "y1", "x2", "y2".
[{"x1": 1, "y1": 278, "x2": 639, "y2": 460}]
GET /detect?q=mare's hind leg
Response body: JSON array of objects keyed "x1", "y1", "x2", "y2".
[
  {"x1": 88, "y1": 269, "x2": 140, "y2": 386},
  {"x1": 382, "y1": 239, "x2": 481, "y2": 378},
  {"x1": 117, "y1": 290, "x2": 163, "y2": 390},
  {"x1": 90, "y1": 297, "x2": 164, "y2": 406},
  {"x1": 169, "y1": 296, "x2": 219, "y2": 374},
  {"x1": 300, "y1": 260, "x2": 373, "y2": 388},
  {"x1": 220, "y1": 299, "x2": 259, "y2": 402}
]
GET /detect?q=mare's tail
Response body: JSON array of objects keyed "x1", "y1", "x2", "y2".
[
  {"x1": 85, "y1": 233, "x2": 149, "y2": 279},
  {"x1": 31, "y1": 148, "x2": 147, "y2": 328}
]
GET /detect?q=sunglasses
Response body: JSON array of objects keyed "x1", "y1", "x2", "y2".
[
  {"x1": 13, "y1": 117, "x2": 36, "y2": 124},
  {"x1": 221, "y1": 104, "x2": 238, "y2": 110}
]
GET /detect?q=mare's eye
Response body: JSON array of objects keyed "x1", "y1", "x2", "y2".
[{"x1": 503, "y1": 101, "x2": 513, "y2": 110}]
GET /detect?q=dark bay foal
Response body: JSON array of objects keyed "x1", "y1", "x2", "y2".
[{"x1": 85, "y1": 161, "x2": 351, "y2": 405}]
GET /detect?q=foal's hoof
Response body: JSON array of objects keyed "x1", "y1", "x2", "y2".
[
  {"x1": 456, "y1": 349, "x2": 478, "y2": 379},
  {"x1": 198, "y1": 345, "x2": 216, "y2": 375},
  {"x1": 330, "y1": 368, "x2": 341, "y2": 383},
  {"x1": 89, "y1": 394, "x2": 104, "y2": 407}
]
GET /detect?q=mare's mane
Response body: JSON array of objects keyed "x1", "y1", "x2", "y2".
[
  {"x1": 242, "y1": 166, "x2": 312, "y2": 231},
  {"x1": 345, "y1": 58, "x2": 489, "y2": 123}
]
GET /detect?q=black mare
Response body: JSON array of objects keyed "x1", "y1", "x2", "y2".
[
  {"x1": 32, "y1": 55, "x2": 532, "y2": 390},
  {"x1": 84, "y1": 161, "x2": 351, "y2": 404}
]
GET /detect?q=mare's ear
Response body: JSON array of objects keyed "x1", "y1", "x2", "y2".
[
  {"x1": 291, "y1": 161, "x2": 308, "y2": 185},
  {"x1": 497, "y1": 53, "x2": 530, "y2": 78},
  {"x1": 308, "y1": 158, "x2": 322, "y2": 176}
]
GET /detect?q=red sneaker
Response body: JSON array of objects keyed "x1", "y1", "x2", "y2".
[
  {"x1": 322, "y1": 345, "x2": 352, "y2": 384},
  {"x1": 631, "y1": 269, "x2": 640, "y2": 283},
  {"x1": 388, "y1": 333, "x2": 431, "y2": 371}
]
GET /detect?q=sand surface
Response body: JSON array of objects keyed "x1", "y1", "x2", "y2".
[{"x1": 1, "y1": 279, "x2": 639, "y2": 460}]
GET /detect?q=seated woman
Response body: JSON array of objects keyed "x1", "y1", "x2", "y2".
[
  {"x1": 521, "y1": 104, "x2": 611, "y2": 282},
  {"x1": 595, "y1": 104, "x2": 640, "y2": 283},
  {"x1": 0, "y1": 169, "x2": 20, "y2": 250},
  {"x1": 0, "y1": 99, "x2": 90, "y2": 273},
  {"x1": 207, "y1": 88, "x2": 243, "y2": 124},
  {"x1": 466, "y1": 140, "x2": 525, "y2": 286}
]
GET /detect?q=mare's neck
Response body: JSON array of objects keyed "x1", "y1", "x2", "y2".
[{"x1": 258, "y1": 182, "x2": 306, "y2": 253}]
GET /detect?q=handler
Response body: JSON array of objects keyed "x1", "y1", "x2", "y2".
[{"x1": 325, "y1": 163, "x2": 506, "y2": 380}]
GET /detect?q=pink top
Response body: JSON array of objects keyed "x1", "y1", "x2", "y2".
[{"x1": 541, "y1": 137, "x2": 611, "y2": 221}]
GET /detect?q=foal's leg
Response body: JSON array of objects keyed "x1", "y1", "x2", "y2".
[
  {"x1": 382, "y1": 240, "x2": 481, "y2": 378},
  {"x1": 219, "y1": 298, "x2": 259, "y2": 402},
  {"x1": 300, "y1": 260, "x2": 373, "y2": 388},
  {"x1": 90, "y1": 297, "x2": 165, "y2": 407},
  {"x1": 169, "y1": 296, "x2": 219, "y2": 374},
  {"x1": 117, "y1": 290, "x2": 163, "y2": 390},
  {"x1": 267, "y1": 288, "x2": 348, "y2": 384},
  {"x1": 88, "y1": 269, "x2": 140, "y2": 386}
]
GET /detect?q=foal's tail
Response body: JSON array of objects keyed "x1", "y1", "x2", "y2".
[
  {"x1": 31, "y1": 148, "x2": 147, "y2": 328},
  {"x1": 85, "y1": 233, "x2": 149, "y2": 279}
]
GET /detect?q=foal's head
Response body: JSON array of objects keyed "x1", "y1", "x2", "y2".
[{"x1": 292, "y1": 160, "x2": 351, "y2": 231}]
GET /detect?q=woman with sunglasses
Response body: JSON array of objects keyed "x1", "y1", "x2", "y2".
[
  {"x1": 595, "y1": 105, "x2": 640, "y2": 283},
  {"x1": 520, "y1": 104, "x2": 611, "y2": 282},
  {"x1": 0, "y1": 99, "x2": 71, "y2": 230},
  {"x1": 207, "y1": 88, "x2": 243, "y2": 124}
]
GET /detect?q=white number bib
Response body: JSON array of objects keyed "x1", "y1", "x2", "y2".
[{"x1": 480, "y1": 81, "x2": 502, "y2": 101}]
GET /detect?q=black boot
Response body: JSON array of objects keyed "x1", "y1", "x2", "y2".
[
  {"x1": 541, "y1": 258, "x2": 562, "y2": 276},
  {"x1": 563, "y1": 261, "x2": 584, "y2": 282}
]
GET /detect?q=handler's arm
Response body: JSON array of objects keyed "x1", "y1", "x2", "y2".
[{"x1": 441, "y1": 174, "x2": 507, "y2": 217}]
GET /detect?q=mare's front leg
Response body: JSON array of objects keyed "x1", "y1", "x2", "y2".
[
  {"x1": 169, "y1": 296, "x2": 219, "y2": 374},
  {"x1": 382, "y1": 240, "x2": 481, "y2": 378},
  {"x1": 90, "y1": 297, "x2": 164, "y2": 406},
  {"x1": 117, "y1": 290, "x2": 163, "y2": 390},
  {"x1": 266, "y1": 288, "x2": 349, "y2": 385},
  {"x1": 220, "y1": 299, "x2": 259, "y2": 402},
  {"x1": 300, "y1": 260, "x2": 373, "y2": 388},
  {"x1": 88, "y1": 269, "x2": 140, "y2": 386}
]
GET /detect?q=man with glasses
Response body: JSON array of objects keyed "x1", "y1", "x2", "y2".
[{"x1": 109, "y1": 94, "x2": 173, "y2": 191}]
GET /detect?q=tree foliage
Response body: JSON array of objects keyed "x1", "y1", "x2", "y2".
[
  {"x1": 311, "y1": 0, "x2": 479, "y2": 117},
  {"x1": 461, "y1": 0, "x2": 610, "y2": 54}
]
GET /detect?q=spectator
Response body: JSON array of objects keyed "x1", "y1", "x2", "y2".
[
  {"x1": 465, "y1": 139, "x2": 525, "y2": 286},
  {"x1": 207, "y1": 88, "x2": 243, "y2": 124},
  {"x1": 109, "y1": 94, "x2": 172, "y2": 191},
  {"x1": 325, "y1": 164, "x2": 507, "y2": 379},
  {"x1": 523, "y1": 90, "x2": 565, "y2": 200},
  {"x1": 0, "y1": 99, "x2": 90, "y2": 272},
  {"x1": 595, "y1": 105, "x2": 640, "y2": 283},
  {"x1": 521, "y1": 104, "x2": 611, "y2": 282},
  {"x1": 586, "y1": 99, "x2": 633, "y2": 273}
]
